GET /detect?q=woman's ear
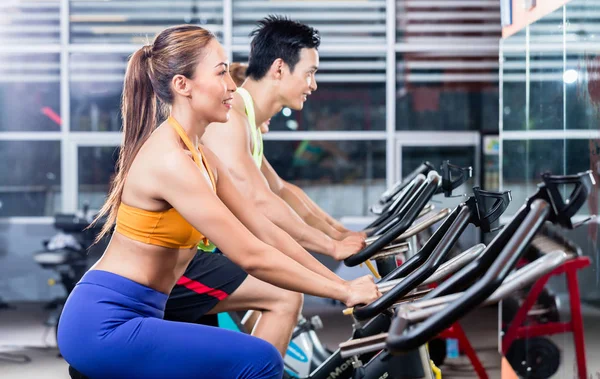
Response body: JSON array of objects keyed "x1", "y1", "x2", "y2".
[{"x1": 171, "y1": 74, "x2": 192, "y2": 97}]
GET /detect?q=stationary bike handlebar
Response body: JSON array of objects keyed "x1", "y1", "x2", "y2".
[
  {"x1": 385, "y1": 171, "x2": 594, "y2": 353},
  {"x1": 345, "y1": 172, "x2": 441, "y2": 267}
]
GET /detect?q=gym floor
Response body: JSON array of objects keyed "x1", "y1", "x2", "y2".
[{"x1": 2, "y1": 296, "x2": 599, "y2": 379}]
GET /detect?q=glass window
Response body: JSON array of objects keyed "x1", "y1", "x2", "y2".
[
  {"x1": 0, "y1": 1, "x2": 60, "y2": 45},
  {"x1": 264, "y1": 140, "x2": 386, "y2": 217},
  {"x1": 0, "y1": 53, "x2": 61, "y2": 132},
  {"x1": 502, "y1": 139, "x2": 600, "y2": 216},
  {"x1": 268, "y1": 83, "x2": 386, "y2": 132},
  {"x1": 528, "y1": 8, "x2": 564, "y2": 131},
  {"x1": 401, "y1": 146, "x2": 475, "y2": 178},
  {"x1": 394, "y1": 0, "x2": 501, "y2": 132},
  {"x1": 564, "y1": 5, "x2": 600, "y2": 131},
  {"x1": 565, "y1": 53, "x2": 599, "y2": 131},
  {"x1": 501, "y1": 28, "x2": 527, "y2": 132},
  {"x1": 396, "y1": 82, "x2": 499, "y2": 132},
  {"x1": 233, "y1": 0, "x2": 385, "y2": 47},
  {"x1": 396, "y1": 0, "x2": 500, "y2": 44},
  {"x1": 69, "y1": 0, "x2": 224, "y2": 44},
  {"x1": 400, "y1": 146, "x2": 477, "y2": 209},
  {"x1": 70, "y1": 53, "x2": 126, "y2": 132},
  {"x1": 232, "y1": 53, "x2": 386, "y2": 132},
  {"x1": 0, "y1": 141, "x2": 61, "y2": 217},
  {"x1": 78, "y1": 146, "x2": 119, "y2": 210}
]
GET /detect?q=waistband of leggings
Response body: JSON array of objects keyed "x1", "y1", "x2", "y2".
[{"x1": 78, "y1": 269, "x2": 169, "y2": 311}]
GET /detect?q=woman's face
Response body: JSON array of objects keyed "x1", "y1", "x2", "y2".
[{"x1": 187, "y1": 39, "x2": 237, "y2": 124}]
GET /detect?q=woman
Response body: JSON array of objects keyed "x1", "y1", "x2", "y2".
[{"x1": 57, "y1": 25, "x2": 379, "y2": 379}]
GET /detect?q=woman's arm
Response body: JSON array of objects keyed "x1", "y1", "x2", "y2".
[{"x1": 157, "y1": 149, "x2": 378, "y2": 306}]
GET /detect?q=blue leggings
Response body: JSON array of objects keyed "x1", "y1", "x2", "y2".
[{"x1": 57, "y1": 270, "x2": 283, "y2": 379}]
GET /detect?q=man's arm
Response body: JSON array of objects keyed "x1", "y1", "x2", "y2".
[
  {"x1": 205, "y1": 148, "x2": 345, "y2": 284},
  {"x1": 202, "y1": 106, "x2": 362, "y2": 260},
  {"x1": 283, "y1": 180, "x2": 352, "y2": 234},
  {"x1": 260, "y1": 156, "x2": 348, "y2": 239}
]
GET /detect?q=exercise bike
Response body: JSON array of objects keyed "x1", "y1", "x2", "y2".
[
  {"x1": 33, "y1": 205, "x2": 105, "y2": 336},
  {"x1": 338, "y1": 171, "x2": 594, "y2": 379}
]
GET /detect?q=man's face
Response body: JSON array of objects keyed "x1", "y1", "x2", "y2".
[{"x1": 279, "y1": 48, "x2": 319, "y2": 110}]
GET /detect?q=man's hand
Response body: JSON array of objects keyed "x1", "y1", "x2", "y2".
[
  {"x1": 342, "y1": 230, "x2": 368, "y2": 240},
  {"x1": 332, "y1": 235, "x2": 366, "y2": 261},
  {"x1": 342, "y1": 275, "x2": 381, "y2": 307}
]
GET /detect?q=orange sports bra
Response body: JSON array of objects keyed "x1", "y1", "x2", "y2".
[{"x1": 115, "y1": 116, "x2": 216, "y2": 249}]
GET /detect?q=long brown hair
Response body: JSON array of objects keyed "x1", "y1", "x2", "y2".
[{"x1": 93, "y1": 25, "x2": 215, "y2": 242}]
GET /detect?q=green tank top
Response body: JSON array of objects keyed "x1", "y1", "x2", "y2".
[
  {"x1": 236, "y1": 87, "x2": 263, "y2": 168},
  {"x1": 197, "y1": 88, "x2": 264, "y2": 252}
]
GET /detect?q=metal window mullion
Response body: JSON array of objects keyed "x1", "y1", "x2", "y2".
[
  {"x1": 562, "y1": 6, "x2": 567, "y2": 177},
  {"x1": 60, "y1": 0, "x2": 77, "y2": 213},
  {"x1": 0, "y1": 133, "x2": 62, "y2": 141},
  {"x1": 386, "y1": 0, "x2": 396, "y2": 187},
  {"x1": 0, "y1": 217, "x2": 55, "y2": 224},
  {"x1": 395, "y1": 141, "x2": 404, "y2": 185},
  {"x1": 524, "y1": 26, "x2": 531, "y2": 190},
  {"x1": 69, "y1": 132, "x2": 123, "y2": 145},
  {"x1": 224, "y1": 0, "x2": 233, "y2": 62},
  {"x1": 499, "y1": 39, "x2": 504, "y2": 193},
  {"x1": 394, "y1": 132, "x2": 480, "y2": 146},
  {"x1": 262, "y1": 131, "x2": 387, "y2": 141}
]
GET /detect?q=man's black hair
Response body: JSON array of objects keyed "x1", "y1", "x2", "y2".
[{"x1": 246, "y1": 15, "x2": 320, "y2": 80}]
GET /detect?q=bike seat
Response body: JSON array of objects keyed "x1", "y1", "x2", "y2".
[{"x1": 34, "y1": 249, "x2": 85, "y2": 268}]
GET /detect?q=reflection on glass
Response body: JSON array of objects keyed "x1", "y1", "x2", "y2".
[
  {"x1": 78, "y1": 146, "x2": 119, "y2": 210},
  {"x1": 529, "y1": 51, "x2": 564, "y2": 131},
  {"x1": 401, "y1": 146, "x2": 475, "y2": 177},
  {"x1": 69, "y1": 0, "x2": 224, "y2": 44},
  {"x1": 503, "y1": 139, "x2": 565, "y2": 214},
  {"x1": 394, "y1": 0, "x2": 500, "y2": 131},
  {"x1": 395, "y1": 0, "x2": 500, "y2": 43},
  {"x1": 0, "y1": 141, "x2": 61, "y2": 217},
  {"x1": 232, "y1": 52, "x2": 386, "y2": 132},
  {"x1": 401, "y1": 146, "x2": 476, "y2": 209},
  {"x1": 268, "y1": 83, "x2": 386, "y2": 132},
  {"x1": 566, "y1": 30, "x2": 600, "y2": 130},
  {"x1": 503, "y1": 139, "x2": 600, "y2": 216},
  {"x1": 396, "y1": 84, "x2": 498, "y2": 131},
  {"x1": 528, "y1": 7, "x2": 564, "y2": 131},
  {"x1": 501, "y1": 28, "x2": 528, "y2": 131},
  {"x1": 0, "y1": 1, "x2": 60, "y2": 44},
  {"x1": 0, "y1": 54, "x2": 61, "y2": 132},
  {"x1": 70, "y1": 53, "x2": 126, "y2": 132},
  {"x1": 264, "y1": 140, "x2": 386, "y2": 217},
  {"x1": 563, "y1": 2, "x2": 600, "y2": 371},
  {"x1": 233, "y1": 0, "x2": 385, "y2": 47}
]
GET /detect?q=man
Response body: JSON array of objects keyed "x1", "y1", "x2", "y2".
[{"x1": 203, "y1": 16, "x2": 366, "y2": 262}]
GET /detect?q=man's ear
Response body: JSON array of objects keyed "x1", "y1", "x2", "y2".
[
  {"x1": 268, "y1": 58, "x2": 285, "y2": 80},
  {"x1": 171, "y1": 74, "x2": 192, "y2": 97}
]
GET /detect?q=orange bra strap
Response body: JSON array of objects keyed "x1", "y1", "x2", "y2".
[
  {"x1": 167, "y1": 116, "x2": 216, "y2": 193},
  {"x1": 167, "y1": 116, "x2": 202, "y2": 166}
]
